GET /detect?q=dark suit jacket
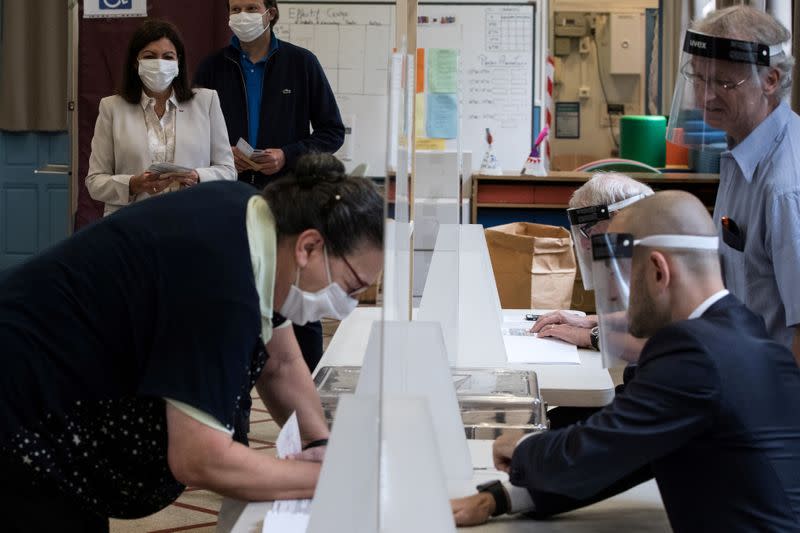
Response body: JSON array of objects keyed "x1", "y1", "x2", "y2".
[{"x1": 511, "y1": 295, "x2": 800, "y2": 532}]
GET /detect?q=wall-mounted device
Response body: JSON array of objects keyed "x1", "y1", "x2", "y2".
[
  {"x1": 554, "y1": 12, "x2": 588, "y2": 38},
  {"x1": 608, "y1": 13, "x2": 644, "y2": 75}
]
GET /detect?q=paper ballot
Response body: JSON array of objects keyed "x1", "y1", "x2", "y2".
[
  {"x1": 502, "y1": 321, "x2": 580, "y2": 364},
  {"x1": 236, "y1": 137, "x2": 263, "y2": 159},
  {"x1": 262, "y1": 412, "x2": 311, "y2": 533},
  {"x1": 147, "y1": 162, "x2": 192, "y2": 174}
]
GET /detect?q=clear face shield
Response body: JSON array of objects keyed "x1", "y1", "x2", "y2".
[
  {"x1": 590, "y1": 233, "x2": 633, "y2": 367},
  {"x1": 567, "y1": 193, "x2": 650, "y2": 291},
  {"x1": 666, "y1": 30, "x2": 783, "y2": 154},
  {"x1": 591, "y1": 233, "x2": 719, "y2": 367}
]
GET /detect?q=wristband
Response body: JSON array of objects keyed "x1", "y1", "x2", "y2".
[
  {"x1": 302, "y1": 438, "x2": 329, "y2": 450},
  {"x1": 476, "y1": 480, "x2": 510, "y2": 517}
]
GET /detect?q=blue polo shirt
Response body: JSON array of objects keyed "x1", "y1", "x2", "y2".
[
  {"x1": 714, "y1": 101, "x2": 800, "y2": 350},
  {"x1": 231, "y1": 34, "x2": 279, "y2": 147}
]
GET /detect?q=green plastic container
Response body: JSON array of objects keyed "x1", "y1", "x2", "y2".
[{"x1": 619, "y1": 115, "x2": 667, "y2": 168}]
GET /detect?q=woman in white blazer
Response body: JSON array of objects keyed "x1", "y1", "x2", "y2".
[{"x1": 86, "y1": 19, "x2": 236, "y2": 217}]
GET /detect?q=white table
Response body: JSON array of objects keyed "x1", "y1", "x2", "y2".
[
  {"x1": 217, "y1": 441, "x2": 668, "y2": 533},
  {"x1": 316, "y1": 307, "x2": 616, "y2": 408},
  {"x1": 216, "y1": 311, "x2": 658, "y2": 532}
]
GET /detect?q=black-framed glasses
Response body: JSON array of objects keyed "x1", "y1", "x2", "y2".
[
  {"x1": 680, "y1": 64, "x2": 751, "y2": 91},
  {"x1": 341, "y1": 255, "x2": 369, "y2": 296}
]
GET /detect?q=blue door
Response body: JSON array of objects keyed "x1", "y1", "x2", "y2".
[{"x1": 0, "y1": 132, "x2": 70, "y2": 270}]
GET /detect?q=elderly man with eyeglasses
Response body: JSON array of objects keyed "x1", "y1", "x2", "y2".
[
  {"x1": 667, "y1": 6, "x2": 800, "y2": 366},
  {"x1": 531, "y1": 172, "x2": 653, "y2": 353}
]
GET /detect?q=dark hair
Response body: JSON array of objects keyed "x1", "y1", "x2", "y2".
[
  {"x1": 263, "y1": 153, "x2": 384, "y2": 257},
  {"x1": 226, "y1": 0, "x2": 280, "y2": 29},
  {"x1": 119, "y1": 19, "x2": 194, "y2": 104}
]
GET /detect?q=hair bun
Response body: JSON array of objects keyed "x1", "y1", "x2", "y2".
[{"x1": 294, "y1": 153, "x2": 347, "y2": 188}]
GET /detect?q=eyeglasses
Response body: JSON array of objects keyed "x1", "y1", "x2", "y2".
[
  {"x1": 680, "y1": 64, "x2": 751, "y2": 91},
  {"x1": 579, "y1": 220, "x2": 605, "y2": 240},
  {"x1": 341, "y1": 255, "x2": 370, "y2": 296}
]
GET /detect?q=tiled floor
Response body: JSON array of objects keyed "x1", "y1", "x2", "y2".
[{"x1": 110, "y1": 318, "x2": 342, "y2": 533}]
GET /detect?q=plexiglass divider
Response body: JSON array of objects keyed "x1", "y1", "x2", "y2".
[
  {"x1": 357, "y1": 321, "x2": 473, "y2": 496},
  {"x1": 418, "y1": 224, "x2": 507, "y2": 367}
]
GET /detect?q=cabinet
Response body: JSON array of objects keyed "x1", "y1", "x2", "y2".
[{"x1": 471, "y1": 171, "x2": 720, "y2": 227}]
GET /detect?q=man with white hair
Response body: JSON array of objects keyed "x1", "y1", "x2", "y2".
[
  {"x1": 668, "y1": 6, "x2": 800, "y2": 364},
  {"x1": 531, "y1": 172, "x2": 653, "y2": 351}
]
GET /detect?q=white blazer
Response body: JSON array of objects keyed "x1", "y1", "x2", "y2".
[{"x1": 86, "y1": 88, "x2": 236, "y2": 216}]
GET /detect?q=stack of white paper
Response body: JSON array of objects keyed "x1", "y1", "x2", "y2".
[
  {"x1": 147, "y1": 162, "x2": 192, "y2": 174},
  {"x1": 502, "y1": 320, "x2": 580, "y2": 365},
  {"x1": 236, "y1": 137, "x2": 263, "y2": 159}
]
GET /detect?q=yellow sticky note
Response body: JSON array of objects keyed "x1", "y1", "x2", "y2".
[
  {"x1": 415, "y1": 94, "x2": 426, "y2": 138},
  {"x1": 415, "y1": 138, "x2": 446, "y2": 151}
]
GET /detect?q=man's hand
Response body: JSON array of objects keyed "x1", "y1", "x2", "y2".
[
  {"x1": 451, "y1": 492, "x2": 495, "y2": 527},
  {"x1": 536, "y1": 323, "x2": 593, "y2": 348},
  {"x1": 251, "y1": 149, "x2": 286, "y2": 175},
  {"x1": 531, "y1": 310, "x2": 598, "y2": 333},
  {"x1": 493, "y1": 430, "x2": 525, "y2": 473},
  {"x1": 231, "y1": 146, "x2": 260, "y2": 173}
]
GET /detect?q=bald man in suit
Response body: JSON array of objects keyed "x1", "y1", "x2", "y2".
[{"x1": 453, "y1": 191, "x2": 800, "y2": 532}]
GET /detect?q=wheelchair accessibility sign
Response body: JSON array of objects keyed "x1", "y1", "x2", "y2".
[{"x1": 84, "y1": 0, "x2": 147, "y2": 18}]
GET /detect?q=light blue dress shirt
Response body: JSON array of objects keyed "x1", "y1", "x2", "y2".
[{"x1": 714, "y1": 101, "x2": 800, "y2": 349}]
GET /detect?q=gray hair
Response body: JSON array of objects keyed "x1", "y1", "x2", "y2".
[
  {"x1": 692, "y1": 6, "x2": 794, "y2": 101},
  {"x1": 569, "y1": 172, "x2": 654, "y2": 209}
]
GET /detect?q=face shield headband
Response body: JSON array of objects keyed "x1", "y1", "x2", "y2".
[{"x1": 567, "y1": 192, "x2": 652, "y2": 290}]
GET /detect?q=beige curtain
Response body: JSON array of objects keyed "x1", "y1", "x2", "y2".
[{"x1": 0, "y1": 0, "x2": 68, "y2": 131}]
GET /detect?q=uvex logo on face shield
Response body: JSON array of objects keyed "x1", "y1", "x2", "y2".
[{"x1": 690, "y1": 39, "x2": 708, "y2": 50}]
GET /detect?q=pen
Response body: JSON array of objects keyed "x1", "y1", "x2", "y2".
[{"x1": 721, "y1": 216, "x2": 739, "y2": 234}]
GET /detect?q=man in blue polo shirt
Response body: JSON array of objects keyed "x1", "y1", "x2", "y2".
[
  {"x1": 194, "y1": 0, "x2": 345, "y2": 375},
  {"x1": 194, "y1": 0, "x2": 345, "y2": 190}
]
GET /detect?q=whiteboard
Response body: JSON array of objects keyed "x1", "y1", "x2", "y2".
[
  {"x1": 273, "y1": 4, "x2": 395, "y2": 175},
  {"x1": 275, "y1": 2, "x2": 535, "y2": 176},
  {"x1": 417, "y1": 4, "x2": 534, "y2": 175}
]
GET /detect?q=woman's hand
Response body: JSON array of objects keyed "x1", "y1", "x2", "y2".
[
  {"x1": 129, "y1": 171, "x2": 170, "y2": 196},
  {"x1": 286, "y1": 445, "x2": 327, "y2": 463},
  {"x1": 163, "y1": 170, "x2": 200, "y2": 188}
]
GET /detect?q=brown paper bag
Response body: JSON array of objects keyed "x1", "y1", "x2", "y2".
[{"x1": 485, "y1": 222, "x2": 576, "y2": 309}]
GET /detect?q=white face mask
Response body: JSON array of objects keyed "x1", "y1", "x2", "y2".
[
  {"x1": 137, "y1": 59, "x2": 179, "y2": 94},
  {"x1": 279, "y1": 247, "x2": 359, "y2": 325},
  {"x1": 229, "y1": 11, "x2": 269, "y2": 43}
]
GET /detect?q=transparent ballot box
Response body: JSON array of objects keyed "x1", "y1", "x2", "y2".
[{"x1": 314, "y1": 366, "x2": 548, "y2": 439}]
